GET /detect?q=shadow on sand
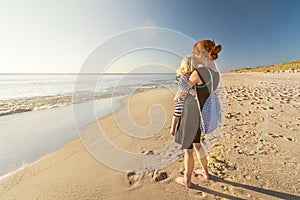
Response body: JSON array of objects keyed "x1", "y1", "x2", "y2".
[{"x1": 190, "y1": 175, "x2": 300, "y2": 200}]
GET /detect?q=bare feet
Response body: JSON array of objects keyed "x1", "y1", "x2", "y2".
[
  {"x1": 175, "y1": 177, "x2": 192, "y2": 188},
  {"x1": 194, "y1": 169, "x2": 210, "y2": 180}
]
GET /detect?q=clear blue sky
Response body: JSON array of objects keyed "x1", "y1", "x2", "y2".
[{"x1": 0, "y1": 0, "x2": 299, "y2": 73}]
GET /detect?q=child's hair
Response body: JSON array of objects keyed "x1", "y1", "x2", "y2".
[{"x1": 177, "y1": 56, "x2": 195, "y2": 75}]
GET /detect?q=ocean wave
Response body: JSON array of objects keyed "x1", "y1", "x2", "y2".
[{"x1": 0, "y1": 80, "x2": 176, "y2": 117}]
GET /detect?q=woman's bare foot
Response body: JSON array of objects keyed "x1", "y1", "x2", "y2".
[
  {"x1": 193, "y1": 169, "x2": 210, "y2": 180},
  {"x1": 175, "y1": 177, "x2": 192, "y2": 188}
]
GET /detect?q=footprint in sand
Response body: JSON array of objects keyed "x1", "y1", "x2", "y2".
[
  {"x1": 267, "y1": 133, "x2": 296, "y2": 142},
  {"x1": 286, "y1": 137, "x2": 296, "y2": 142},
  {"x1": 221, "y1": 185, "x2": 232, "y2": 193},
  {"x1": 153, "y1": 171, "x2": 168, "y2": 182},
  {"x1": 196, "y1": 191, "x2": 207, "y2": 198},
  {"x1": 268, "y1": 133, "x2": 284, "y2": 139},
  {"x1": 126, "y1": 171, "x2": 144, "y2": 187},
  {"x1": 197, "y1": 191, "x2": 203, "y2": 195}
]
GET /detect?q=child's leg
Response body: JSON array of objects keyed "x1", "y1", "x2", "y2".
[{"x1": 170, "y1": 115, "x2": 180, "y2": 136}]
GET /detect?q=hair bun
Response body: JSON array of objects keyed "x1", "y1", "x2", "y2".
[
  {"x1": 214, "y1": 45, "x2": 222, "y2": 53},
  {"x1": 209, "y1": 52, "x2": 218, "y2": 60},
  {"x1": 209, "y1": 44, "x2": 222, "y2": 60}
]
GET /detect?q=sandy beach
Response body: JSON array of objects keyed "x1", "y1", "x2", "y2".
[{"x1": 0, "y1": 72, "x2": 299, "y2": 200}]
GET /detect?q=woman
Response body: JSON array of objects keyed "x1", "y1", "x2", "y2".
[{"x1": 174, "y1": 39, "x2": 222, "y2": 188}]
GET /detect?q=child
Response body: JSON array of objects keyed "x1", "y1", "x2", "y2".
[{"x1": 170, "y1": 56, "x2": 197, "y2": 136}]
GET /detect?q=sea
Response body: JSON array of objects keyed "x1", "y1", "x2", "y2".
[
  {"x1": 0, "y1": 73, "x2": 176, "y2": 178},
  {"x1": 0, "y1": 73, "x2": 175, "y2": 101}
]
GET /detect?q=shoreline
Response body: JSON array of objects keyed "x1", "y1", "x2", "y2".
[
  {"x1": 0, "y1": 95, "x2": 126, "y2": 178},
  {"x1": 1, "y1": 71, "x2": 297, "y2": 117},
  {"x1": 0, "y1": 87, "x2": 179, "y2": 199},
  {"x1": 1, "y1": 73, "x2": 299, "y2": 199},
  {"x1": 0, "y1": 86, "x2": 177, "y2": 179},
  {"x1": 0, "y1": 80, "x2": 175, "y2": 117}
]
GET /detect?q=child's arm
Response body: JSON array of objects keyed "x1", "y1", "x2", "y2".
[
  {"x1": 174, "y1": 88, "x2": 185, "y2": 101},
  {"x1": 178, "y1": 74, "x2": 196, "y2": 96}
]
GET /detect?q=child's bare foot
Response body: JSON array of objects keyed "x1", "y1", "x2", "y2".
[
  {"x1": 193, "y1": 169, "x2": 210, "y2": 180},
  {"x1": 175, "y1": 177, "x2": 192, "y2": 188}
]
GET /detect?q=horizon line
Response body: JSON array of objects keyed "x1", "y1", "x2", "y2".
[{"x1": 0, "y1": 72, "x2": 178, "y2": 75}]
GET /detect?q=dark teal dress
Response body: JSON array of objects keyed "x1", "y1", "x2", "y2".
[{"x1": 175, "y1": 67, "x2": 220, "y2": 149}]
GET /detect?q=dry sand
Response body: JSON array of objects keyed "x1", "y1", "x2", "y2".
[{"x1": 0, "y1": 72, "x2": 299, "y2": 200}]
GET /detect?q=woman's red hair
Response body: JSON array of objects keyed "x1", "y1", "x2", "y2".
[{"x1": 193, "y1": 39, "x2": 222, "y2": 60}]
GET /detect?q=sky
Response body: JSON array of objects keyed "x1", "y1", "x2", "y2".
[{"x1": 0, "y1": 0, "x2": 299, "y2": 73}]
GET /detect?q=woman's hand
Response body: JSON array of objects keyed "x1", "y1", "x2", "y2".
[{"x1": 189, "y1": 89, "x2": 196, "y2": 96}]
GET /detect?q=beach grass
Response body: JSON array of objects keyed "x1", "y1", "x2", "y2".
[{"x1": 229, "y1": 59, "x2": 300, "y2": 73}]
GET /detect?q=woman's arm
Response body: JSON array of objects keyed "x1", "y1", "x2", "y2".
[
  {"x1": 188, "y1": 70, "x2": 203, "y2": 87},
  {"x1": 178, "y1": 74, "x2": 198, "y2": 96}
]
